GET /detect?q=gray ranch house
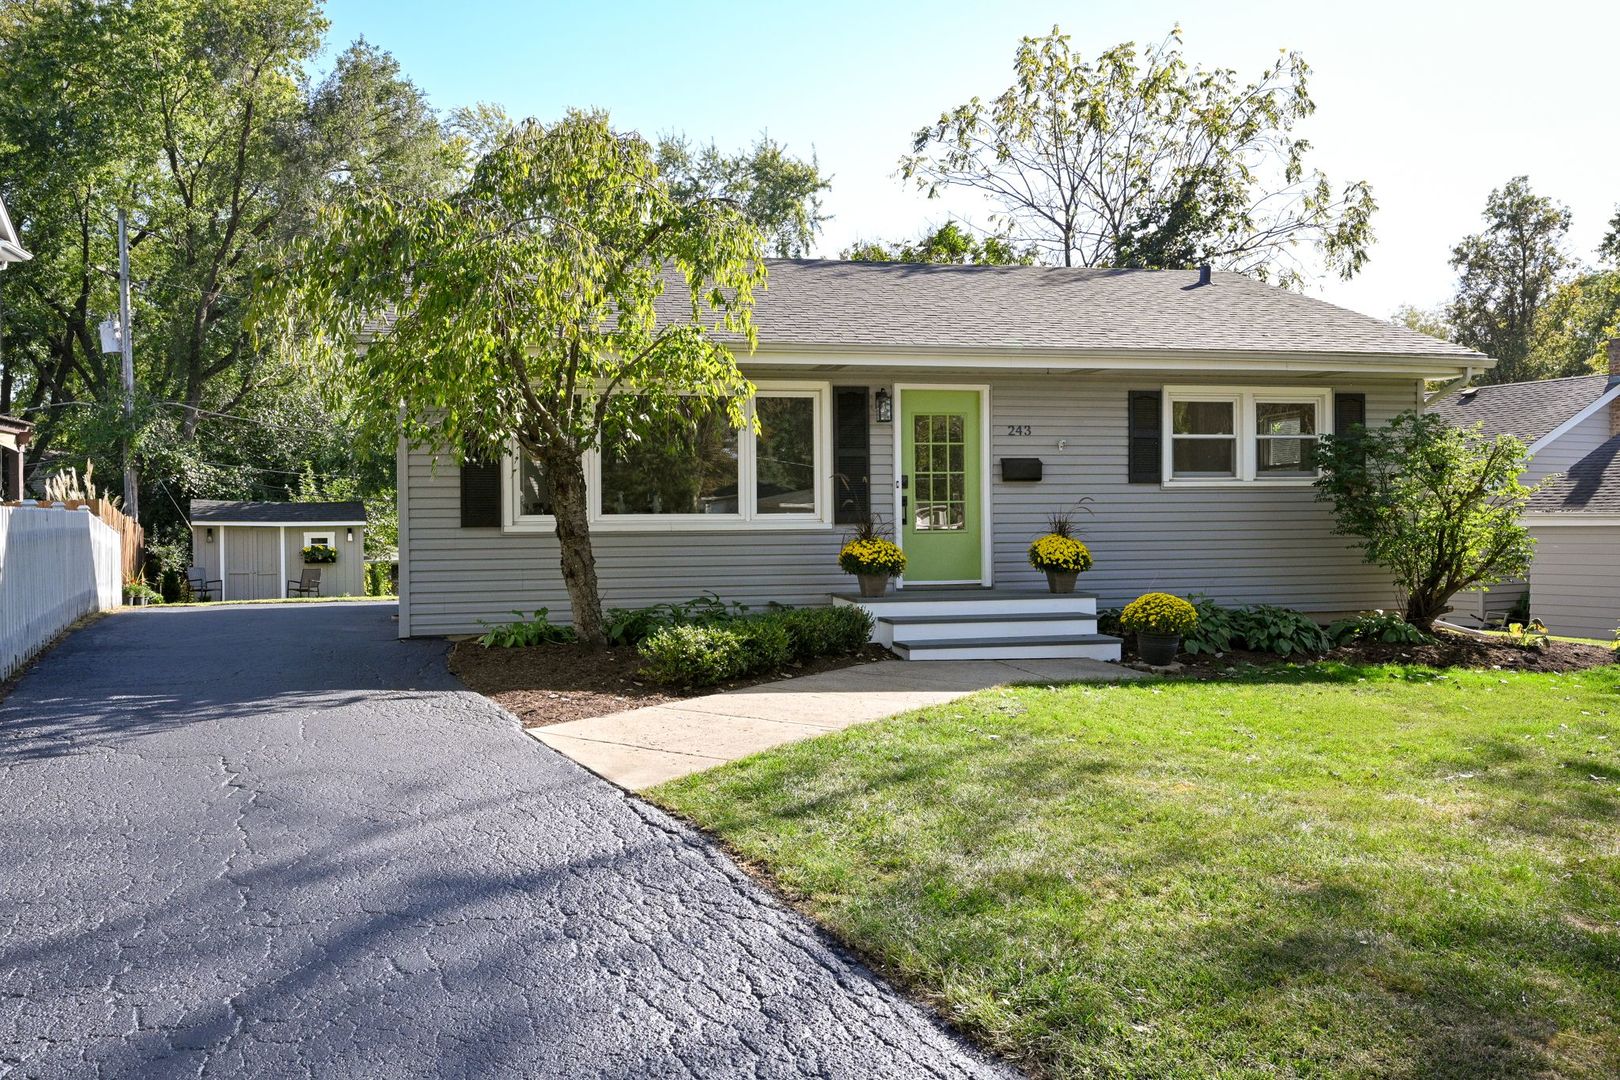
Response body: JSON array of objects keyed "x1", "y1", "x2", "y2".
[{"x1": 395, "y1": 260, "x2": 1488, "y2": 659}]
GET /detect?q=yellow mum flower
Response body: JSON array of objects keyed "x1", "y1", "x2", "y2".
[
  {"x1": 1120, "y1": 592, "x2": 1199, "y2": 636},
  {"x1": 1027, "y1": 533, "x2": 1093, "y2": 574}
]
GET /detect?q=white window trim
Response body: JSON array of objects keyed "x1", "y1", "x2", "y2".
[
  {"x1": 1161, "y1": 386, "x2": 1334, "y2": 487},
  {"x1": 302, "y1": 530, "x2": 336, "y2": 548},
  {"x1": 504, "y1": 381, "x2": 836, "y2": 533}
]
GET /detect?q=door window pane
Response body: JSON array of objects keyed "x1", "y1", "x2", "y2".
[
  {"x1": 755, "y1": 396, "x2": 817, "y2": 515},
  {"x1": 601, "y1": 398, "x2": 740, "y2": 514},
  {"x1": 912, "y1": 411, "x2": 968, "y2": 531}
]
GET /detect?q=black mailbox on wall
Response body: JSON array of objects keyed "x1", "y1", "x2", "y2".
[{"x1": 1000, "y1": 457, "x2": 1043, "y2": 482}]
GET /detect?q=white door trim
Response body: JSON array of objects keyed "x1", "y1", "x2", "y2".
[{"x1": 891, "y1": 382, "x2": 993, "y2": 588}]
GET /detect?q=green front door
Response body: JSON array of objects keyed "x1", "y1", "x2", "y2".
[{"x1": 900, "y1": 388, "x2": 983, "y2": 583}]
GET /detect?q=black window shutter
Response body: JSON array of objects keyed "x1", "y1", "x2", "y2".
[
  {"x1": 1127, "y1": 390, "x2": 1162, "y2": 483},
  {"x1": 460, "y1": 459, "x2": 502, "y2": 528},
  {"x1": 832, "y1": 387, "x2": 870, "y2": 524},
  {"x1": 1333, "y1": 392, "x2": 1367, "y2": 433}
]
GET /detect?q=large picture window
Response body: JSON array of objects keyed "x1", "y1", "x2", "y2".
[
  {"x1": 1162, "y1": 388, "x2": 1335, "y2": 485},
  {"x1": 507, "y1": 383, "x2": 831, "y2": 530},
  {"x1": 600, "y1": 398, "x2": 740, "y2": 516}
]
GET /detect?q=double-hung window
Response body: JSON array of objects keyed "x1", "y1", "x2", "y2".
[
  {"x1": 1162, "y1": 387, "x2": 1333, "y2": 485},
  {"x1": 506, "y1": 383, "x2": 832, "y2": 530}
]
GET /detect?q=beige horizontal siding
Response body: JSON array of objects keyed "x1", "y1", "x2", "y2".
[
  {"x1": 401, "y1": 368, "x2": 1418, "y2": 635},
  {"x1": 1528, "y1": 523, "x2": 1620, "y2": 639},
  {"x1": 1525, "y1": 410, "x2": 1611, "y2": 485}
]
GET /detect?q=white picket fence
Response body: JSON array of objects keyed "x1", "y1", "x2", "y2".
[{"x1": 0, "y1": 504, "x2": 123, "y2": 681}]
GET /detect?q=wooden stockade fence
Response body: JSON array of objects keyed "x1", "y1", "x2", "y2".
[
  {"x1": 4, "y1": 498, "x2": 144, "y2": 584},
  {"x1": 0, "y1": 503, "x2": 124, "y2": 681}
]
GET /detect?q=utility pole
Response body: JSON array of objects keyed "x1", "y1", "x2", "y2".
[{"x1": 117, "y1": 209, "x2": 138, "y2": 521}]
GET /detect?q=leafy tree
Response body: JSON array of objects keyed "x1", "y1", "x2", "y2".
[
  {"x1": 655, "y1": 134, "x2": 829, "y2": 257},
  {"x1": 900, "y1": 25, "x2": 1375, "y2": 286},
  {"x1": 1526, "y1": 213, "x2": 1620, "y2": 377},
  {"x1": 1314, "y1": 412, "x2": 1537, "y2": 630},
  {"x1": 1391, "y1": 304, "x2": 1452, "y2": 341},
  {"x1": 267, "y1": 111, "x2": 767, "y2": 644},
  {"x1": 1446, "y1": 177, "x2": 1572, "y2": 384},
  {"x1": 1529, "y1": 271, "x2": 1620, "y2": 377},
  {"x1": 0, "y1": 0, "x2": 451, "y2": 568},
  {"x1": 841, "y1": 221, "x2": 1036, "y2": 265}
]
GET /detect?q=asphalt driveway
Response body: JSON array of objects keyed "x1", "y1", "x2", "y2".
[{"x1": 0, "y1": 603, "x2": 1004, "y2": 1078}]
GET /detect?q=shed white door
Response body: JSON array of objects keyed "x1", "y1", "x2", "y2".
[{"x1": 225, "y1": 528, "x2": 280, "y2": 600}]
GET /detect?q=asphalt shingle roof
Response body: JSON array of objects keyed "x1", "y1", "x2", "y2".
[
  {"x1": 1528, "y1": 434, "x2": 1620, "y2": 514},
  {"x1": 686, "y1": 261, "x2": 1488, "y2": 361},
  {"x1": 190, "y1": 500, "x2": 366, "y2": 524},
  {"x1": 1429, "y1": 374, "x2": 1610, "y2": 444}
]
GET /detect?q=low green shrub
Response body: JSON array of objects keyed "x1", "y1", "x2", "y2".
[
  {"x1": 639, "y1": 623, "x2": 754, "y2": 686},
  {"x1": 765, "y1": 605, "x2": 874, "y2": 662},
  {"x1": 604, "y1": 592, "x2": 751, "y2": 647},
  {"x1": 639, "y1": 604, "x2": 873, "y2": 687},
  {"x1": 477, "y1": 608, "x2": 578, "y2": 648},
  {"x1": 1233, "y1": 605, "x2": 1331, "y2": 656},
  {"x1": 1097, "y1": 607, "x2": 1123, "y2": 637},
  {"x1": 1327, "y1": 611, "x2": 1434, "y2": 645}
]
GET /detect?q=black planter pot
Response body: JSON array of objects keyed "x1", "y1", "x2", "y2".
[{"x1": 1136, "y1": 632, "x2": 1181, "y2": 666}]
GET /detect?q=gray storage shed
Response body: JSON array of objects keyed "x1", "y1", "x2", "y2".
[{"x1": 190, "y1": 500, "x2": 367, "y2": 600}]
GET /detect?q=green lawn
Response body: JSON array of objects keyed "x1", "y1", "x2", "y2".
[{"x1": 651, "y1": 664, "x2": 1620, "y2": 1078}]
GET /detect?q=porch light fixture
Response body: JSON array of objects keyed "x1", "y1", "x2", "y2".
[
  {"x1": 346, "y1": 527, "x2": 354, "y2": 543},
  {"x1": 205, "y1": 527, "x2": 214, "y2": 544},
  {"x1": 874, "y1": 388, "x2": 892, "y2": 423}
]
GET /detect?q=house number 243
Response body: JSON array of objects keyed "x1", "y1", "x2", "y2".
[{"x1": 1006, "y1": 424, "x2": 1033, "y2": 436}]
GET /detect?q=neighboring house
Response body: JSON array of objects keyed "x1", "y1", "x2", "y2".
[
  {"x1": 0, "y1": 414, "x2": 31, "y2": 501},
  {"x1": 1429, "y1": 345, "x2": 1620, "y2": 629},
  {"x1": 394, "y1": 260, "x2": 1488, "y2": 657},
  {"x1": 1, "y1": 195, "x2": 33, "y2": 502},
  {"x1": 190, "y1": 500, "x2": 367, "y2": 600},
  {"x1": 0, "y1": 192, "x2": 29, "y2": 266}
]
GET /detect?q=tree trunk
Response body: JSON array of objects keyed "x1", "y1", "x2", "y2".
[
  {"x1": 539, "y1": 445, "x2": 607, "y2": 645},
  {"x1": 1404, "y1": 590, "x2": 1450, "y2": 631}
]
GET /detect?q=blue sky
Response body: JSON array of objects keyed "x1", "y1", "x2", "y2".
[{"x1": 321, "y1": 0, "x2": 1619, "y2": 320}]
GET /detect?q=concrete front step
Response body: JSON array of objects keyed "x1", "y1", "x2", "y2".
[
  {"x1": 873, "y1": 611, "x2": 1099, "y2": 648},
  {"x1": 832, "y1": 588, "x2": 1098, "y2": 619},
  {"x1": 892, "y1": 633, "x2": 1124, "y2": 662}
]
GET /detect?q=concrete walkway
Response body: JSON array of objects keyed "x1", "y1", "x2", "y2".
[{"x1": 534, "y1": 656, "x2": 1138, "y2": 789}]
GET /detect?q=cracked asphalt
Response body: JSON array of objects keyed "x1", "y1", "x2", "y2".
[{"x1": 0, "y1": 603, "x2": 1007, "y2": 1079}]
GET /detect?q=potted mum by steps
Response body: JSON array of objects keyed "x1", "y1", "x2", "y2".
[
  {"x1": 1121, "y1": 592, "x2": 1199, "y2": 666},
  {"x1": 1027, "y1": 506, "x2": 1094, "y2": 593},
  {"x1": 838, "y1": 519, "x2": 906, "y2": 597}
]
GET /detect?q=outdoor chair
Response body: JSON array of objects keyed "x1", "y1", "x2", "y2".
[
  {"x1": 186, "y1": 566, "x2": 222, "y2": 602},
  {"x1": 287, "y1": 568, "x2": 322, "y2": 598}
]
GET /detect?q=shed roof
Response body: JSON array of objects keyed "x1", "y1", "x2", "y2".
[
  {"x1": 1527, "y1": 435, "x2": 1620, "y2": 514},
  {"x1": 190, "y1": 500, "x2": 366, "y2": 524},
  {"x1": 1429, "y1": 374, "x2": 1610, "y2": 444}
]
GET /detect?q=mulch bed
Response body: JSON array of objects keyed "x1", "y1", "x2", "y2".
[
  {"x1": 448, "y1": 640, "x2": 892, "y2": 727},
  {"x1": 1171, "y1": 628, "x2": 1614, "y2": 678}
]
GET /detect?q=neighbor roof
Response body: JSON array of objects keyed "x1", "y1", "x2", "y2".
[
  {"x1": 1429, "y1": 374, "x2": 1610, "y2": 444},
  {"x1": 672, "y1": 260, "x2": 1490, "y2": 364},
  {"x1": 0, "y1": 413, "x2": 32, "y2": 436},
  {"x1": 190, "y1": 499, "x2": 366, "y2": 524},
  {"x1": 1528, "y1": 434, "x2": 1620, "y2": 514}
]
